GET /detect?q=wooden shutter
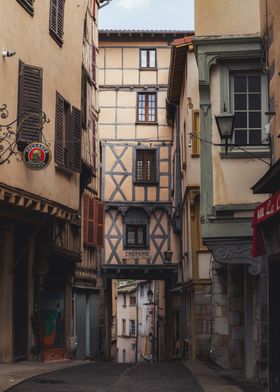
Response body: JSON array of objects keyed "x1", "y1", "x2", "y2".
[
  {"x1": 17, "y1": 61, "x2": 42, "y2": 150},
  {"x1": 92, "y1": 120, "x2": 97, "y2": 174},
  {"x1": 71, "y1": 106, "x2": 82, "y2": 172},
  {"x1": 96, "y1": 200, "x2": 104, "y2": 248},
  {"x1": 92, "y1": 46, "x2": 97, "y2": 85},
  {"x1": 84, "y1": 194, "x2": 95, "y2": 247},
  {"x1": 17, "y1": 0, "x2": 34, "y2": 16},
  {"x1": 81, "y1": 67, "x2": 87, "y2": 127},
  {"x1": 54, "y1": 92, "x2": 64, "y2": 166},
  {"x1": 49, "y1": 0, "x2": 65, "y2": 46}
]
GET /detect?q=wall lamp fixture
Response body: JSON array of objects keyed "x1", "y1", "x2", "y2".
[{"x1": 2, "y1": 51, "x2": 16, "y2": 57}]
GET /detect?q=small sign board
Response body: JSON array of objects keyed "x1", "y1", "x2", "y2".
[
  {"x1": 121, "y1": 250, "x2": 151, "y2": 260},
  {"x1": 23, "y1": 142, "x2": 51, "y2": 170}
]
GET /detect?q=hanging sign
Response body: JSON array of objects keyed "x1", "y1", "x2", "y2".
[{"x1": 23, "y1": 142, "x2": 51, "y2": 170}]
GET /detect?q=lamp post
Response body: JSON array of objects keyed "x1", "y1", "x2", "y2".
[{"x1": 215, "y1": 104, "x2": 235, "y2": 154}]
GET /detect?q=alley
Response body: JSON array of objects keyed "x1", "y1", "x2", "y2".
[{"x1": 8, "y1": 362, "x2": 202, "y2": 392}]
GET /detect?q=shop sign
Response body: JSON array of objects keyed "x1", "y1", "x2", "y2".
[
  {"x1": 23, "y1": 142, "x2": 51, "y2": 170},
  {"x1": 121, "y1": 250, "x2": 151, "y2": 260},
  {"x1": 253, "y1": 190, "x2": 280, "y2": 226}
]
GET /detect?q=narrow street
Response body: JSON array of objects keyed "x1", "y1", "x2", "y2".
[{"x1": 8, "y1": 363, "x2": 203, "y2": 392}]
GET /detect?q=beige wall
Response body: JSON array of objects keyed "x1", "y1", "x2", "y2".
[
  {"x1": 210, "y1": 66, "x2": 268, "y2": 206},
  {"x1": 0, "y1": 0, "x2": 87, "y2": 210},
  {"x1": 195, "y1": 0, "x2": 260, "y2": 36}
]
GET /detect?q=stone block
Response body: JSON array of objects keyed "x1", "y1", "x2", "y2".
[{"x1": 215, "y1": 294, "x2": 229, "y2": 306}]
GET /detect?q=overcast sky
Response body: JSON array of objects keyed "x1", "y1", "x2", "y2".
[{"x1": 99, "y1": 0, "x2": 194, "y2": 31}]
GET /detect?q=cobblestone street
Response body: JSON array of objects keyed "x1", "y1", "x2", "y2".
[{"x1": 8, "y1": 362, "x2": 203, "y2": 392}]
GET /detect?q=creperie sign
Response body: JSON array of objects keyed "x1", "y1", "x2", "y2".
[{"x1": 254, "y1": 190, "x2": 280, "y2": 226}]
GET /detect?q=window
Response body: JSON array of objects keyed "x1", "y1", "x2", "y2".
[
  {"x1": 124, "y1": 208, "x2": 148, "y2": 249},
  {"x1": 137, "y1": 93, "x2": 157, "y2": 123},
  {"x1": 231, "y1": 72, "x2": 266, "y2": 146},
  {"x1": 17, "y1": 0, "x2": 34, "y2": 16},
  {"x1": 83, "y1": 194, "x2": 104, "y2": 248},
  {"x1": 135, "y1": 149, "x2": 157, "y2": 183},
  {"x1": 17, "y1": 61, "x2": 42, "y2": 151},
  {"x1": 129, "y1": 320, "x2": 136, "y2": 336},
  {"x1": 123, "y1": 293, "x2": 126, "y2": 307},
  {"x1": 122, "y1": 349, "x2": 126, "y2": 362},
  {"x1": 81, "y1": 67, "x2": 88, "y2": 128},
  {"x1": 192, "y1": 110, "x2": 200, "y2": 156},
  {"x1": 92, "y1": 119, "x2": 97, "y2": 175},
  {"x1": 130, "y1": 296, "x2": 136, "y2": 306},
  {"x1": 122, "y1": 319, "x2": 126, "y2": 335},
  {"x1": 140, "y1": 49, "x2": 156, "y2": 68},
  {"x1": 49, "y1": 0, "x2": 65, "y2": 47},
  {"x1": 55, "y1": 92, "x2": 82, "y2": 172}
]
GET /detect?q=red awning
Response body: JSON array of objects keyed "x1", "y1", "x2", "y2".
[{"x1": 252, "y1": 190, "x2": 280, "y2": 257}]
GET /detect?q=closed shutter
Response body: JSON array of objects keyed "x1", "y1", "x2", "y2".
[
  {"x1": 71, "y1": 107, "x2": 82, "y2": 172},
  {"x1": 49, "y1": 0, "x2": 65, "y2": 46},
  {"x1": 92, "y1": 120, "x2": 97, "y2": 174},
  {"x1": 92, "y1": 46, "x2": 97, "y2": 85},
  {"x1": 54, "y1": 92, "x2": 64, "y2": 166},
  {"x1": 96, "y1": 200, "x2": 104, "y2": 248},
  {"x1": 83, "y1": 193, "x2": 89, "y2": 244},
  {"x1": 17, "y1": 61, "x2": 42, "y2": 150},
  {"x1": 17, "y1": 0, "x2": 34, "y2": 16},
  {"x1": 81, "y1": 67, "x2": 87, "y2": 128}
]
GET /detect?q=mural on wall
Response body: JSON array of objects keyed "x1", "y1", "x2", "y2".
[{"x1": 40, "y1": 290, "x2": 65, "y2": 349}]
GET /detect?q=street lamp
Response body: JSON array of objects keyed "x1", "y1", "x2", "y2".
[
  {"x1": 215, "y1": 104, "x2": 235, "y2": 154},
  {"x1": 163, "y1": 249, "x2": 173, "y2": 264}
]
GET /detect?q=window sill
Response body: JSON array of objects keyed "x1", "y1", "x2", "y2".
[
  {"x1": 124, "y1": 245, "x2": 149, "y2": 250},
  {"x1": 220, "y1": 150, "x2": 270, "y2": 160},
  {"x1": 139, "y1": 67, "x2": 157, "y2": 71},
  {"x1": 135, "y1": 121, "x2": 158, "y2": 126},
  {"x1": 191, "y1": 153, "x2": 200, "y2": 158},
  {"x1": 134, "y1": 181, "x2": 158, "y2": 186},
  {"x1": 55, "y1": 164, "x2": 74, "y2": 176}
]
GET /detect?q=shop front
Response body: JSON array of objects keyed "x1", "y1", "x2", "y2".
[{"x1": 252, "y1": 190, "x2": 280, "y2": 391}]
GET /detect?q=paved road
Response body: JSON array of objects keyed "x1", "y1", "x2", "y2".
[{"x1": 8, "y1": 362, "x2": 203, "y2": 392}]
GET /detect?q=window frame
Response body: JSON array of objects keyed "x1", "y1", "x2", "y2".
[
  {"x1": 219, "y1": 62, "x2": 269, "y2": 157},
  {"x1": 129, "y1": 320, "x2": 136, "y2": 336},
  {"x1": 126, "y1": 224, "x2": 147, "y2": 248},
  {"x1": 134, "y1": 148, "x2": 158, "y2": 185},
  {"x1": 139, "y1": 48, "x2": 157, "y2": 69},
  {"x1": 136, "y1": 92, "x2": 157, "y2": 124},
  {"x1": 124, "y1": 208, "x2": 149, "y2": 250},
  {"x1": 16, "y1": 0, "x2": 34, "y2": 16}
]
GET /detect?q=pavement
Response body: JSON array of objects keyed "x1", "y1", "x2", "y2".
[{"x1": 0, "y1": 360, "x2": 267, "y2": 392}]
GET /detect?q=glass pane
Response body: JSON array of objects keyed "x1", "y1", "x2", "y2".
[
  {"x1": 235, "y1": 130, "x2": 247, "y2": 145},
  {"x1": 235, "y1": 112, "x2": 247, "y2": 128},
  {"x1": 137, "y1": 226, "x2": 144, "y2": 244},
  {"x1": 234, "y1": 94, "x2": 247, "y2": 110},
  {"x1": 149, "y1": 50, "x2": 156, "y2": 67},
  {"x1": 249, "y1": 94, "x2": 261, "y2": 110},
  {"x1": 249, "y1": 112, "x2": 261, "y2": 128},
  {"x1": 141, "y1": 50, "x2": 147, "y2": 67},
  {"x1": 127, "y1": 227, "x2": 136, "y2": 244},
  {"x1": 234, "y1": 76, "x2": 247, "y2": 92},
  {"x1": 249, "y1": 129, "x2": 262, "y2": 145},
  {"x1": 136, "y1": 160, "x2": 143, "y2": 180},
  {"x1": 248, "y1": 76, "x2": 261, "y2": 92}
]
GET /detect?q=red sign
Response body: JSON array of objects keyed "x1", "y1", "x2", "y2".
[{"x1": 252, "y1": 190, "x2": 280, "y2": 257}]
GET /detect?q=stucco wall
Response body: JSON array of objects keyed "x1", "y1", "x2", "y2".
[
  {"x1": 0, "y1": 0, "x2": 87, "y2": 210},
  {"x1": 195, "y1": 0, "x2": 260, "y2": 37}
]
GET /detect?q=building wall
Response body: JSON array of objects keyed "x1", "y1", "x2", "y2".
[
  {"x1": 195, "y1": 0, "x2": 260, "y2": 37},
  {"x1": 0, "y1": 0, "x2": 87, "y2": 210}
]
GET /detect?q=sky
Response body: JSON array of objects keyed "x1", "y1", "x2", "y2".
[{"x1": 99, "y1": 0, "x2": 194, "y2": 31}]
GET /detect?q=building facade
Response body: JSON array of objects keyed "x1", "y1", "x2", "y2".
[
  {"x1": 252, "y1": 1, "x2": 280, "y2": 390},
  {"x1": 167, "y1": 36, "x2": 212, "y2": 360},
  {"x1": 0, "y1": 0, "x2": 105, "y2": 363},
  {"x1": 193, "y1": 0, "x2": 269, "y2": 382}
]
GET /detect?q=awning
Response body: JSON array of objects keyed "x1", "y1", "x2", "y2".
[{"x1": 252, "y1": 190, "x2": 280, "y2": 257}]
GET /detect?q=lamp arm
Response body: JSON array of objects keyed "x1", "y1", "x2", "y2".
[{"x1": 189, "y1": 132, "x2": 270, "y2": 166}]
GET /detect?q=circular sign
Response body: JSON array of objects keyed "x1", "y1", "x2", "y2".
[{"x1": 23, "y1": 142, "x2": 51, "y2": 170}]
